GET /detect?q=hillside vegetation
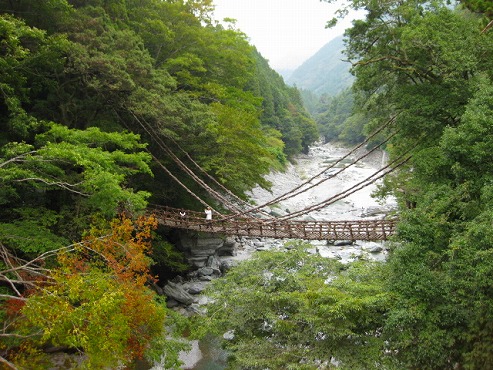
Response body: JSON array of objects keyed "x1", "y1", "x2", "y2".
[
  {"x1": 0, "y1": 0, "x2": 317, "y2": 367},
  {"x1": 286, "y1": 35, "x2": 353, "y2": 97}
]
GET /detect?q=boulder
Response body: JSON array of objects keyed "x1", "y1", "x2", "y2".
[
  {"x1": 197, "y1": 266, "x2": 213, "y2": 276},
  {"x1": 217, "y1": 236, "x2": 237, "y2": 256},
  {"x1": 163, "y1": 281, "x2": 196, "y2": 305},
  {"x1": 206, "y1": 255, "x2": 222, "y2": 271},
  {"x1": 194, "y1": 237, "x2": 225, "y2": 257},
  {"x1": 177, "y1": 231, "x2": 226, "y2": 267},
  {"x1": 334, "y1": 240, "x2": 354, "y2": 246},
  {"x1": 220, "y1": 258, "x2": 237, "y2": 272},
  {"x1": 370, "y1": 246, "x2": 383, "y2": 253},
  {"x1": 187, "y1": 282, "x2": 208, "y2": 295}
]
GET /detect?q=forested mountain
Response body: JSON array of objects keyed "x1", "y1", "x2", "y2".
[
  {"x1": 285, "y1": 36, "x2": 360, "y2": 145},
  {"x1": 286, "y1": 35, "x2": 354, "y2": 97},
  {"x1": 0, "y1": 0, "x2": 317, "y2": 367},
  {"x1": 314, "y1": 88, "x2": 366, "y2": 145}
]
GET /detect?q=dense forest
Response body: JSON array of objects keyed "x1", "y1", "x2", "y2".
[
  {"x1": 0, "y1": 0, "x2": 317, "y2": 368},
  {"x1": 196, "y1": 1, "x2": 493, "y2": 369},
  {"x1": 2, "y1": 0, "x2": 493, "y2": 369}
]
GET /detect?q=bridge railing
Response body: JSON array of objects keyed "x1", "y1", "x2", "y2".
[{"x1": 149, "y1": 206, "x2": 397, "y2": 241}]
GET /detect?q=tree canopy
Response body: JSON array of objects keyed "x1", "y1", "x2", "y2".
[
  {"x1": 195, "y1": 243, "x2": 392, "y2": 370},
  {"x1": 0, "y1": 0, "x2": 318, "y2": 367},
  {"x1": 326, "y1": 0, "x2": 493, "y2": 367}
]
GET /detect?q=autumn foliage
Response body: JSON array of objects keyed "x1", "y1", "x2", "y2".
[{"x1": 12, "y1": 215, "x2": 169, "y2": 369}]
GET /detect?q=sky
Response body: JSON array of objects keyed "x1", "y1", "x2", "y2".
[{"x1": 212, "y1": 0, "x2": 359, "y2": 72}]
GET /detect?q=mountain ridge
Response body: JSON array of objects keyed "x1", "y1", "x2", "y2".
[{"x1": 286, "y1": 35, "x2": 354, "y2": 96}]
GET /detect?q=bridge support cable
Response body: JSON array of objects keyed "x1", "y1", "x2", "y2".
[
  {"x1": 255, "y1": 131, "x2": 397, "y2": 209},
  {"x1": 126, "y1": 109, "x2": 252, "y2": 215},
  {"x1": 112, "y1": 109, "x2": 217, "y2": 211},
  {"x1": 276, "y1": 148, "x2": 415, "y2": 221},
  {"x1": 164, "y1": 137, "x2": 274, "y2": 219},
  {"x1": 278, "y1": 156, "x2": 411, "y2": 221},
  {"x1": 273, "y1": 114, "x2": 398, "y2": 197},
  {"x1": 148, "y1": 153, "x2": 215, "y2": 210},
  {"x1": 218, "y1": 115, "x2": 400, "y2": 221}
]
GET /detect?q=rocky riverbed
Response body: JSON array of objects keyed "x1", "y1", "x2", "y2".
[{"x1": 154, "y1": 141, "x2": 397, "y2": 370}]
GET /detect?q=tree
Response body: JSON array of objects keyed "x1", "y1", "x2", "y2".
[
  {"x1": 194, "y1": 242, "x2": 392, "y2": 369},
  {"x1": 2, "y1": 215, "x2": 188, "y2": 369},
  {"x1": 0, "y1": 122, "x2": 152, "y2": 249},
  {"x1": 322, "y1": 0, "x2": 493, "y2": 367}
]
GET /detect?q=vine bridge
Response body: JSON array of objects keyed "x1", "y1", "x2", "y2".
[
  {"x1": 138, "y1": 115, "x2": 405, "y2": 242},
  {"x1": 152, "y1": 206, "x2": 397, "y2": 241}
]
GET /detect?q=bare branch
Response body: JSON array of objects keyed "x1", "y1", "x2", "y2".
[
  {"x1": 0, "y1": 294, "x2": 27, "y2": 301},
  {"x1": 0, "y1": 332, "x2": 41, "y2": 339},
  {"x1": 13, "y1": 177, "x2": 89, "y2": 196},
  {"x1": 481, "y1": 19, "x2": 493, "y2": 34},
  {"x1": 0, "y1": 151, "x2": 38, "y2": 169},
  {"x1": 0, "y1": 356, "x2": 18, "y2": 370}
]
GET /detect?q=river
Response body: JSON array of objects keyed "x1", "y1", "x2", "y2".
[{"x1": 152, "y1": 141, "x2": 396, "y2": 370}]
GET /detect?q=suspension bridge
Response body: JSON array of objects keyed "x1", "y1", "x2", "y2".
[
  {"x1": 151, "y1": 206, "x2": 397, "y2": 241},
  {"x1": 126, "y1": 111, "x2": 405, "y2": 241}
]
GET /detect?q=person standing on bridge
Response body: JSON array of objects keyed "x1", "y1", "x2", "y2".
[
  {"x1": 179, "y1": 211, "x2": 187, "y2": 224},
  {"x1": 205, "y1": 206, "x2": 213, "y2": 221}
]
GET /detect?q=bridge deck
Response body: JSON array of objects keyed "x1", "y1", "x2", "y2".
[{"x1": 151, "y1": 206, "x2": 397, "y2": 241}]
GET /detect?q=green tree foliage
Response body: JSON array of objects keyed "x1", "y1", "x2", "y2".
[
  {"x1": 459, "y1": 0, "x2": 493, "y2": 17},
  {"x1": 322, "y1": 0, "x2": 493, "y2": 367},
  {"x1": 315, "y1": 89, "x2": 366, "y2": 144},
  {"x1": 1, "y1": 0, "x2": 315, "y2": 207},
  {"x1": 194, "y1": 242, "x2": 392, "y2": 369},
  {"x1": 0, "y1": 121, "x2": 152, "y2": 250},
  {"x1": 247, "y1": 50, "x2": 319, "y2": 157},
  {"x1": 0, "y1": 0, "x2": 317, "y2": 365}
]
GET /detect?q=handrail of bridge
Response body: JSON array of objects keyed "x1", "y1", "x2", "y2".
[{"x1": 149, "y1": 206, "x2": 398, "y2": 241}]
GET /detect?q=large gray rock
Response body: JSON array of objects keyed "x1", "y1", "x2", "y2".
[
  {"x1": 177, "y1": 231, "x2": 226, "y2": 267},
  {"x1": 363, "y1": 242, "x2": 384, "y2": 253},
  {"x1": 195, "y1": 237, "x2": 224, "y2": 256},
  {"x1": 187, "y1": 282, "x2": 208, "y2": 295},
  {"x1": 217, "y1": 237, "x2": 237, "y2": 256},
  {"x1": 197, "y1": 267, "x2": 214, "y2": 277},
  {"x1": 220, "y1": 258, "x2": 238, "y2": 272},
  {"x1": 334, "y1": 240, "x2": 354, "y2": 246},
  {"x1": 163, "y1": 281, "x2": 196, "y2": 305},
  {"x1": 206, "y1": 255, "x2": 222, "y2": 272}
]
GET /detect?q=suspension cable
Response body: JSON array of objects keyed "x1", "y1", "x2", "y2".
[
  {"x1": 249, "y1": 114, "x2": 398, "y2": 209},
  {"x1": 165, "y1": 136, "x2": 273, "y2": 218},
  {"x1": 217, "y1": 114, "x2": 399, "y2": 221},
  {"x1": 276, "y1": 143, "x2": 417, "y2": 221},
  {"x1": 113, "y1": 109, "x2": 216, "y2": 211},
  {"x1": 126, "y1": 109, "x2": 251, "y2": 215}
]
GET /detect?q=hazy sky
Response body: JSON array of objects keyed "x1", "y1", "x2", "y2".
[{"x1": 212, "y1": 0, "x2": 358, "y2": 71}]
